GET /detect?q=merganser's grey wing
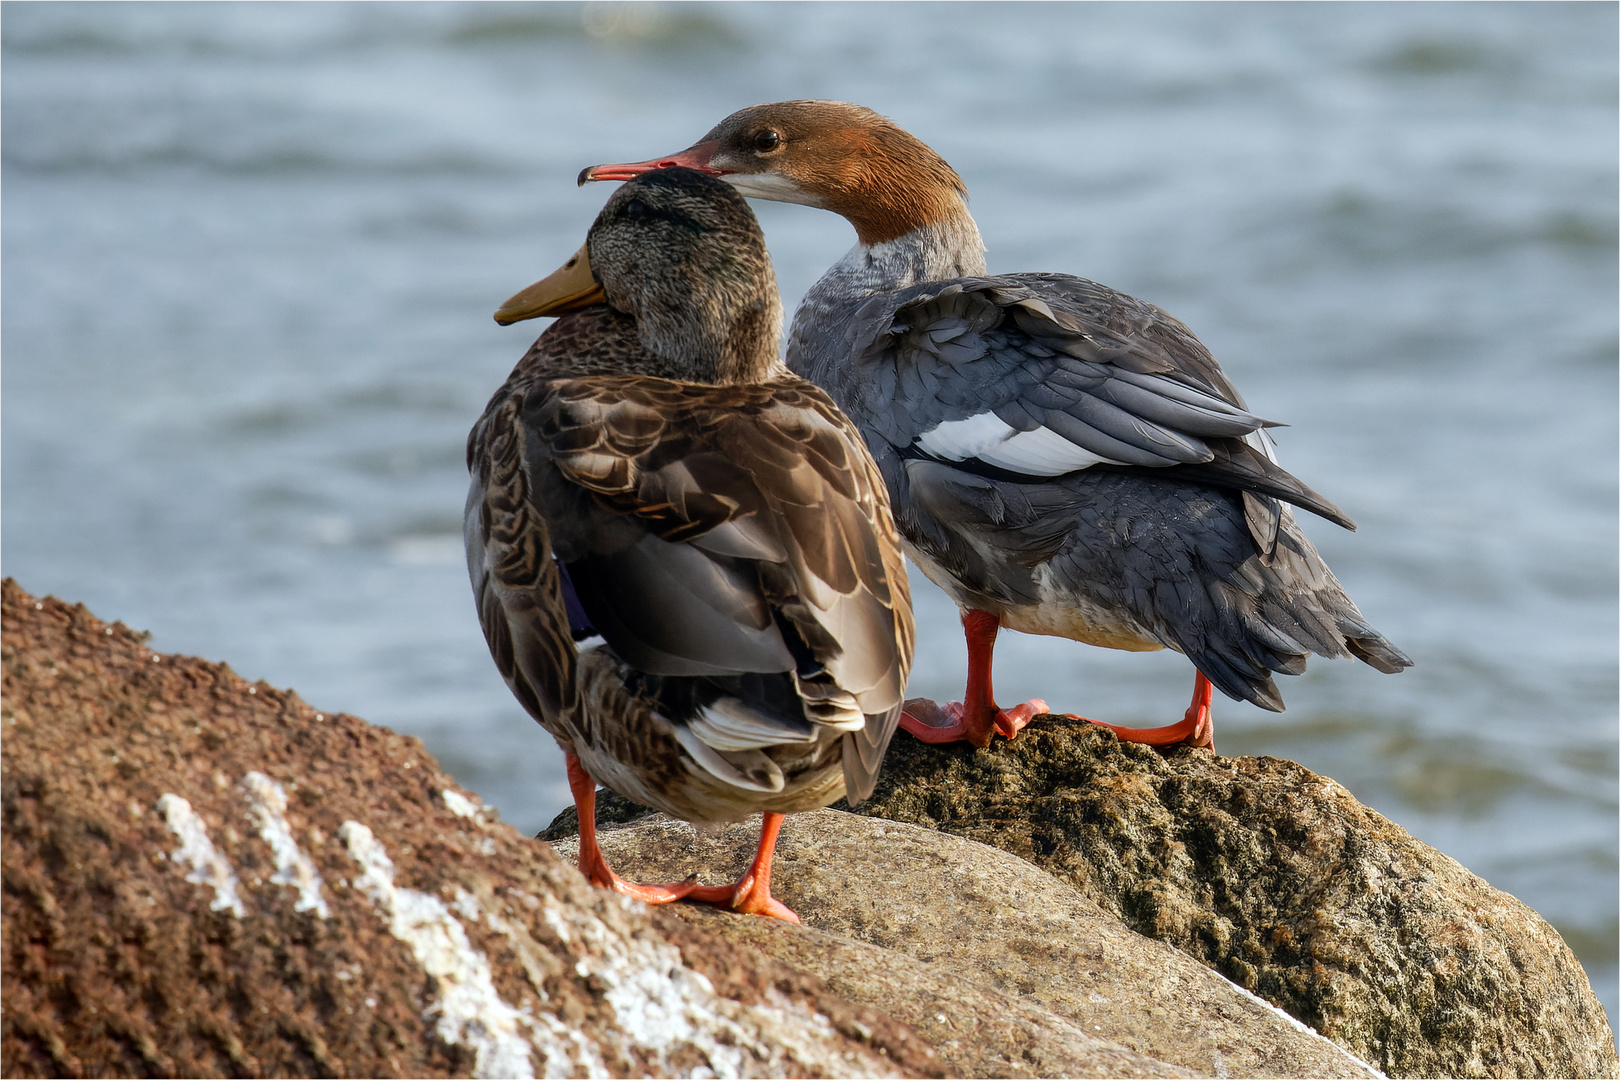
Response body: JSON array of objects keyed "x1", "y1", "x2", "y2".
[
  {"x1": 836, "y1": 274, "x2": 1354, "y2": 532},
  {"x1": 526, "y1": 375, "x2": 913, "y2": 801}
]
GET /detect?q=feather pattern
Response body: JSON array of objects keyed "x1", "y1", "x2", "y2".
[{"x1": 794, "y1": 259, "x2": 1406, "y2": 712}]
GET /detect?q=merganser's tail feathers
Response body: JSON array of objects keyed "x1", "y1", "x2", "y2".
[
  {"x1": 1343, "y1": 627, "x2": 1416, "y2": 675},
  {"x1": 1162, "y1": 505, "x2": 1410, "y2": 709}
]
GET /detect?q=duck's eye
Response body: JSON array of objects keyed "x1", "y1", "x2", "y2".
[
  {"x1": 752, "y1": 130, "x2": 782, "y2": 153},
  {"x1": 624, "y1": 199, "x2": 647, "y2": 219}
]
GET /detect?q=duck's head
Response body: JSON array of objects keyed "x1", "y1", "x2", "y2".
[
  {"x1": 496, "y1": 167, "x2": 783, "y2": 384},
  {"x1": 579, "y1": 100, "x2": 970, "y2": 246}
]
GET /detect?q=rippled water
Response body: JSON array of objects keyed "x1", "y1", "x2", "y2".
[{"x1": 5, "y1": 1, "x2": 1614, "y2": 1026}]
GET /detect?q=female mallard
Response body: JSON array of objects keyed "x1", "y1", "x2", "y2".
[
  {"x1": 466, "y1": 167, "x2": 914, "y2": 921},
  {"x1": 581, "y1": 101, "x2": 1410, "y2": 751}
]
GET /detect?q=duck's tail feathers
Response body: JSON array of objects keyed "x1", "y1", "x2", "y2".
[{"x1": 840, "y1": 704, "x2": 901, "y2": 806}]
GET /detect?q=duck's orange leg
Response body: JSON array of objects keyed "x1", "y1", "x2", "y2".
[
  {"x1": 686, "y1": 812, "x2": 799, "y2": 923},
  {"x1": 565, "y1": 753, "x2": 698, "y2": 904},
  {"x1": 1067, "y1": 672, "x2": 1217, "y2": 751},
  {"x1": 899, "y1": 609, "x2": 1048, "y2": 748}
]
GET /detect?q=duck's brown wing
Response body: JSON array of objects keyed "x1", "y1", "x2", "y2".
[
  {"x1": 525, "y1": 374, "x2": 914, "y2": 801},
  {"x1": 465, "y1": 389, "x2": 579, "y2": 738}
]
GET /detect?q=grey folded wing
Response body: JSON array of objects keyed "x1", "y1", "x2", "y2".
[{"x1": 839, "y1": 274, "x2": 1353, "y2": 531}]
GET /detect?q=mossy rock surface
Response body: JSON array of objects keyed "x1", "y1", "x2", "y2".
[{"x1": 835, "y1": 717, "x2": 1616, "y2": 1079}]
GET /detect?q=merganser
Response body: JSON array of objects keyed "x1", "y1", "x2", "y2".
[
  {"x1": 581, "y1": 101, "x2": 1410, "y2": 751},
  {"x1": 468, "y1": 167, "x2": 914, "y2": 920}
]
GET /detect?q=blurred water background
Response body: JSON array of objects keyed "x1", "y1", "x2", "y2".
[{"x1": 4, "y1": 0, "x2": 1614, "y2": 1027}]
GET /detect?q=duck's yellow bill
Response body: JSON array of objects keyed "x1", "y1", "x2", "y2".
[{"x1": 494, "y1": 244, "x2": 605, "y2": 325}]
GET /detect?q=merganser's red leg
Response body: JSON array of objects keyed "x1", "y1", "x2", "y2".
[
  {"x1": 565, "y1": 753, "x2": 699, "y2": 904},
  {"x1": 685, "y1": 812, "x2": 799, "y2": 923},
  {"x1": 1067, "y1": 672, "x2": 1217, "y2": 752},
  {"x1": 899, "y1": 609, "x2": 1048, "y2": 748}
]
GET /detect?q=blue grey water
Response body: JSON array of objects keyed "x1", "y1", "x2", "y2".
[{"x1": 4, "y1": 0, "x2": 1615, "y2": 1029}]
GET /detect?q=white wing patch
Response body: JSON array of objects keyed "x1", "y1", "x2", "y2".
[
  {"x1": 915, "y1": 411, "x2": 1019, "y2": 460},
  {"x1": 916, "y1": 412, "x2": 1118, "y2": 476}
]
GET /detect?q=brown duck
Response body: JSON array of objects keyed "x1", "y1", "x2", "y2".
[{"x1": 465, "y1": 167, "x2": 914, "y2": 921}]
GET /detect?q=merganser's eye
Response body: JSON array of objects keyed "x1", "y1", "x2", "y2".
[
  {"x1": 753, "y1": 130, "x2": 782, "y2": 153},
  {"x1": 624, "y1": 199, "x2": 647, "y2": 219}
]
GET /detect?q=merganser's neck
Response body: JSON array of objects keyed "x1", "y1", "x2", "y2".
[
  {"x1": 787, "y1": 213, "x2": 986, "y2": 400},
  {"x1": 807, "y1": 214, "x2": 988, "y2": 305}
]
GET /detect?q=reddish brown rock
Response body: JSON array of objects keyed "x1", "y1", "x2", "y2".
[{"x1": 0, "y1": 579, "x2": 939, "y2": 1079}]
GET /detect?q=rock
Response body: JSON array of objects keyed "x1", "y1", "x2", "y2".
[
  {"x1": 834, "y1": 716, "x2": 1618, "y2": 1080},
  {"x1": 549, "y1": 811, "x2": 1380, "y2": 1079},
  {"x1": 9, "y1": 577, "x2": 1610, "y2": 1080},
  {"x1": 0, "y1": 580, "x2": 939, "y2": 1079}
]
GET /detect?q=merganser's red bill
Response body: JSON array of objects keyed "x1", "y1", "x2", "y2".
[{"x1": 577, "y1": 140, "x2": 723, "y2": 185}]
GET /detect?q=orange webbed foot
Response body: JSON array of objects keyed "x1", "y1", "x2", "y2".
[
  {"x1": 993, "y1": 698, "x2": 1046, "y2": 740},
  {"x1": 685, "y1": 811, "x2": 799, "y2": 923},
  {"x1": 686, "y1": 876, "x2": 800, "y2": 923},
  {"x1": 1068, "y1": 712, "x2": 1213, "y2": 750},
  {"x1": 1064, "y1": 673, "x2": 1217, "y2": 752},
  {"x1": 900, "y1": 697, "x2": 1049, "y2": 748},
  {"x1": 578, "y1": 846, "x2": 699, "y2": 905}
]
